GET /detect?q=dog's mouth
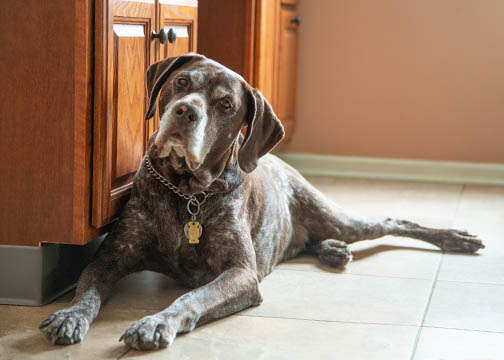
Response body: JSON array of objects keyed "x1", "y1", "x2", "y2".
[
  {"x1": 185, "y1": 158, "x2": 201, "y2": 171},
  {"x1": 155, "y1": 130, "x2": 202, "y2": 172},
  {"x1": 168, "y1": 144, "x2": 201, "y2": 172}
]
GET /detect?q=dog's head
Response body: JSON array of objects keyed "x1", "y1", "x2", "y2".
[{"x1": 145, "y1": 54, "x2": 284, "y2": 191}]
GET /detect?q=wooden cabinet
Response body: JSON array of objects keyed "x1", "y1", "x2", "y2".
[
  {"x1": 0, "y1": 0, "x2": 197, "y2": 246},
  {"x1": 93, "y1": 0, "x2": 198, "y2": 227},
  {"x1": 0, "y1": 0, "x2": 97, "y2": 247},
  {"x1": 0, "y1": 0, "x2": 297, "y2": 246},
  {"x1": 198, "y1": 0, "x2": 300, "y2": 143}
]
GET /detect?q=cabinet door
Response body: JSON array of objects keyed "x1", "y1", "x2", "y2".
[
  {"x1": 93, "y1": 0, "x2": 156, "y2": 227},
  {"x1": 158, "y1": 1, "x2": 197, "y2": 59},
  {"x1": 277, "y1": 0, "x2": 299, "y2": 141}
]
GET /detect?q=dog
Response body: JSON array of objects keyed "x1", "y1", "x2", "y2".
[{"x1": 39, "y1": 54, "x2": 484, "y2": 350}]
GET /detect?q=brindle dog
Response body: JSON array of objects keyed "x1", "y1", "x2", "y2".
[{"x1": 39, "y1": 54, "x2": 484, "y2": 350}]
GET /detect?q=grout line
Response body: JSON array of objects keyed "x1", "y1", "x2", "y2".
[
  {"x1": 276, "y1": 267, "x2": 437, "y2": 281},
  {"x1": 116, "y1": 347, "x2": 131, "y2": 359},
  {"x1": 409, "y1": 327, "x2": 424, "y2": 360},
  {"x1": 237, "y1": 313, "x2": 418, "y2": 328},
  {"x1": 409, "y1": 248, "x2": 444, "y2": 360},
  {"x1": 277, "y1": 267, "x2": 504, "y2": 287},
  {"x1": 409, "y1": 182, "x2": 468, "y2": 359},
  {"x1": 434, "y1": 278, "x2": 504, "y2": 287},
  {"x1": 421, "y1": 325, "x2": 504, "y2": 335}
]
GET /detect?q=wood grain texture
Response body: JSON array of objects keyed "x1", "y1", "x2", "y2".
[
  {"x1": 113, "y1": 23, "x2": 148, "y2": 183},
  {"x1": 0, "y1": 0, "x2": 99, "y2": 246},
  {"x1": 198, "y1": 0, "x2": 255, "y2": 83},
  {"x1": 75, "y1": 0, "x2": 108, "y2": 245}
]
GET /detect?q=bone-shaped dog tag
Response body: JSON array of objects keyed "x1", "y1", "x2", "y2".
[{"x1": 184, "y1": 221, "x2": 202, "y2": 244}]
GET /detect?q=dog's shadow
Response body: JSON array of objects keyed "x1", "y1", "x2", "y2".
[
  {"x1": 7, "y1": 332, "x2": 129, "y2": 359},
  {"x1": 291, "y1": 244, "x2": 480, "y2": 274}
]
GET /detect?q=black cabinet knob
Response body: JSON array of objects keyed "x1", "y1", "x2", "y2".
[
  {"x1": 152, "y1": 28, "x2": 168, "y2": 44},
  {"x1": 291, "y1": 15, "x2": 301, "y2": 25},
  {"x1": 168, "y1": 28, "x2": 177, "y2": 43}
]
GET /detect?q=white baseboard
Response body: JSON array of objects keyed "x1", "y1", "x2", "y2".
[{"x1": 273, "y1": 152, "x2": 504, "y2": 186}]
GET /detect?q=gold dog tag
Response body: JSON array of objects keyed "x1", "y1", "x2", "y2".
[{"x1": 184, "y1": 221, "x2": 202, "y2": 244}]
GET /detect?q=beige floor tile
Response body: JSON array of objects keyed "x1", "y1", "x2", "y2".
[
  {"x1": 438, "y1": 252, "x2": 504, "y2": 285},
  {"x1": 0, "y1": 272, "x2": 191, "y2": 360},
  {"x1": 456, "y1": 185, "x2": 504, "y2": 224},
  {"x1": 424, "y1": 281, "x2": 504, "y2": 332},
  {"x1": 0, "y1": 304, "x2": 151, "y2": 360},
  {"x1": 45, "y1": 271, "x2": 190, "y2": 313},
  {"x1": 451, "y1": 218, "x2": 504, "y2": 249},
  {"x1": 305, "y1": 176, "x2": 462, "y2": 223},
  {"x1": 122, "y1": 315, "x2": 418, "y2": 360},
  {"x1": 1, "y1": 302, "x2": 418, "y2": 360},
  {"x1": 243, "y1": 269, "x2": 433, "y2": 325},
  {"x1": 413, "y1": 327, "x2": 504, "y2": 360},
  {"x1": 438, "y1": 220, "x2": 504, "y2": 284},
  {"x1": 104, "y1": 271, "x2": 189, "y2": 311},
  {"x1": 278, "y1": 235, "x2": 442, "y2": 280}
]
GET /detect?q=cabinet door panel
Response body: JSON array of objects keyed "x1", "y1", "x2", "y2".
[
  {"x1": 158, "y1": 2, "x2": 197, "y2": 59},
  {"x1": 93, "y1": 0, "x2": 155, "y2": 227},
  {"x1": 113, "y1": 23, "x2": 147, "y2": 185},
  {"x1": 161, "y1": 25, "x2": 192, "y2": 58}
]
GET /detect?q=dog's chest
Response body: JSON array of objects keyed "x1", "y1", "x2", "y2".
[{"x1": 154, "y1": 213, "x2": 218, "y2": 286}]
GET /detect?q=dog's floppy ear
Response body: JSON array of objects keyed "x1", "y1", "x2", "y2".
[
  {"x1": 238, "y1": 87, "x2": 285, "y2": 173},
  {"x1": 144, "y1": 53, "x2": 205, "y2": 120}
]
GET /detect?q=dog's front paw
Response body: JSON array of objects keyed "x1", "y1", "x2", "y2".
[
  {"x1": 439, "y1": 229, "x2": 485, "y2": 253},
  {"x1": 39, "y1": 307, "x2": 90, "y2": 345},
  {"x1": 120, "y1": 315, "x2": 176, "y2": 351}
]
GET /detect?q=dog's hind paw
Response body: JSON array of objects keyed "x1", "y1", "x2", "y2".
[
  {"x1": 39, "y1": 307, "x2": 90, "y2": 345},
  {"x1": 437, "y1": 229, "x2": 485, "y2": 253},
  {"x1": 315, "y1": 239, "x2": 353, "y2": 268},
  {"x1": 120, "y1": 315, "x2": 176, "y2": 351}
]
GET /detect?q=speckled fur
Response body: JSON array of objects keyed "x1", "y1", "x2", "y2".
[{"x1": 40, "y1": 55, "x2": 485, "y2": 350}]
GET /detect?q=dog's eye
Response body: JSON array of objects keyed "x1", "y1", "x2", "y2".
[
  {"x1": 177, "y1": 77, "x2": 189, "y2": 87},
  {"x1": 220, "y1": 99, "x2": 232, "y2": 109}
]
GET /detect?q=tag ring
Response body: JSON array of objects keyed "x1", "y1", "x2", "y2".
[{"x1": 187, "y1": 197, "x2": 200, "y2": 216}]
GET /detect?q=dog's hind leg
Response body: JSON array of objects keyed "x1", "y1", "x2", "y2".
[
  {"x1": 39, "y1": 205, "x2": 152, "y2": 345},
  {"x1": 297, "y1": 182, "x2": 484, "y2": 267}
]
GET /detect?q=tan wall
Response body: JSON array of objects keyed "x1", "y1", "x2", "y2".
[{"x1": 282, "y1": 0, "x2": 504, "y2": 163}]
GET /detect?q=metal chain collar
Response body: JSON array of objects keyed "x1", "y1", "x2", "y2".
[{"x1": 144, "y1": 156, "x2": 214, "y2": 217}]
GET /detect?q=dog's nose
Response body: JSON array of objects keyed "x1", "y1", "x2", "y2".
[{"x1": 174, "y1": 102, "x2": 198, "y2": 122}]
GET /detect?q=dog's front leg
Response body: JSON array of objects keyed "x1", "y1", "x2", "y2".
[
  {"x1": 120, "y1": 267, "x2": 262, "y2": 350},
  {"x1": 39, "y1": 205, "x2": 151, "y2": 345}
]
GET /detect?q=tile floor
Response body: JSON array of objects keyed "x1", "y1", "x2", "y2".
[{"x1": 1, "y1": 176, "x2": 503, "y2": 359}]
